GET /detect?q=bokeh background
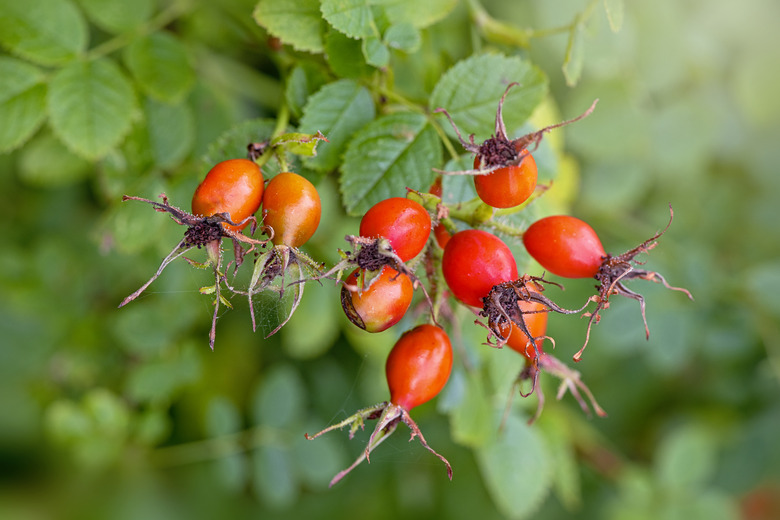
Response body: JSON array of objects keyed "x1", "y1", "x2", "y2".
[{"x1": 2, "y1": 0, "x2": 779, "y2": 518}]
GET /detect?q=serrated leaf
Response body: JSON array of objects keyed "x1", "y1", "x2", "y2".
[
  {"x1": 18, "y1": 132, "x2": 91, "y2": 188},
  {"x1": 76, "y1": 0, "x2": 154, "y2": 34},
  {"x1": 340, "y1": 112, "x2": 441, "y2": 216},
  {"x1": 251, "y1": 364, "x2": 306, "y2": 429},
  {"x1": 285, "y1": 63, "x2": 329, "y2": 118},
  {"x1": 362, "y1": 36, "x2": 390, "y2": 67},
  {"x1": 48, "y1": 58, "x2": 137, "y2": 160},
  {"x1": 144, "y1": 97, "x2": 195, "y2": 169},
  {"x1": 124, "y1": 32, "x2": 195, "y2": 103},
  {"x1": 430, "y1": 54, "x2": 548, "y2": 143},
  {"x1": 299, "y1": 79, "x2": 375, "y2": 172},
  {"x1": 270, "y1": 131, "x2": 328, "y2": 157},
  {"x1": 324, "y1": 29, "x2": 373, "y2": 79},
  {"x1": 0, "y1": 57, "x2": 47, "y2": 153},
  {"x1": 202, "y1": 118, "x2": 276, "y2": 167},
  {"x1": 383, "y1": 0, "x2": 457, "y2": 28},
  {"x1": 604, "y1": 0, "x2": 625, "y2": 32},
  {"x1": 384, "y1": 23, "x2": 421, "y2": 53},
  {"x1": 562, "y1": 24, "x2": 585, "y2": 87},
  {"x1": 477, "y1": 411, "x2": 553, "y2": 520},
  {"x1": 0, "y1": 0, "x2": 87, "y2": 65},
  {"x1": 254, "y1": 0, "x2": 326, "y2": 53},
  {"x1": 321, "y1": 0, "x2": 379, "y2": 39}
]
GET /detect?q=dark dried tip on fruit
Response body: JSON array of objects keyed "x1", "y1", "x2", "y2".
[
  {"x1": 480, "y1": 275, "x2": 586, "y2": 346},
  {"x1": 477, "y1": 136, "x2": 517, "y2": 168},
  {"x1": 247, "y1": 141, "x2": 268, "y2": 161},
  {"x1": 573, "y1": 206, "x2": 693, "y2": 362},
  {"x1": 353, "y1": 239, "x2": 392, "y2": 271},
  {"x1": 183, "y1": 220, "x2": 223, "y2": 248},
  {"x1": 340, "y1": 285, "x2": 366, "y2": 330},
  {"x1": 260, "y1": 253, "x2": 285, "y2": 286}
]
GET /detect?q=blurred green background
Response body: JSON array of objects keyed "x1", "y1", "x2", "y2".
[{"x1": 2, "y1": 0, "x2": 780, "y2": 518}]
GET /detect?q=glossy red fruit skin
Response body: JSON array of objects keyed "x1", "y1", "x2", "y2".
[
  {"x1": 262, "y1": 172, "x2": 321, "y2": 247},
  {"x1": 192, "y1": 159, "x2": 264, "y2": 232},
  {"x1": 386, "y1": 324, "x2": 453, "y2": 411},
  {"x1": 359, "y1": 197, "x2": 432, "y2": 261},
  {"x1": 522, "y1": 215, "x2": 606, "y2": 278},
  {"x1": 498, "y1": 300, "x2": 548, "y2": 360},
  {"x1": 442, "y1": 229, "x2": 518, "y2": 307},
  {"x1": 474, "y1": 150, "x2": 537, "y2": 209},
  {"x1": 342, "y1": 266, "x2": 413, "y2": 333}
]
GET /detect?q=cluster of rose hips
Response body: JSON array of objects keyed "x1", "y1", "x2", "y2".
[{"x1": 119, "y1": 84, "x2": 691, "y2": 486}]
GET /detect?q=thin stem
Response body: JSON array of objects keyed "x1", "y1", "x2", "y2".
[{"x1": 152, "y1": 425, "x2": 286, "y2": 468}]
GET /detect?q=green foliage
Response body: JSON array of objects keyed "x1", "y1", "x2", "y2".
[
  {"x1": 47, "y1": 58, "x2": 137, "y2": 159},
  {"x1": 2, "y1": 0, "x2": 778, "y2": 519},
  {"x1": 0, "y1": 58, "x2": 47, "y2": 153},
  {"x1": 340, "y1": 112, "x2": 441, "y2": 215},
  {"x1": 0, "y1": 0, "x2": 87, "y2": 65},
  {"x1": 298, "y1": 79, "x2": 376, "y2": 172},
  {"x1": 430, "y1": 54, "x2": 548, "y2": 142}
]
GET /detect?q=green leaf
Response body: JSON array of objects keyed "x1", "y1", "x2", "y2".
[
  {"x1": 144, "y1": 97, "x2": 195, "y2": 169},
  {"x1": 562, "y1": 24, "x2": 585, "y2": 87},
  {"x1": 45, "y1": 400, "x2": 91, "y2": 444},
  {"x1": 124, "y1": 32, "x2": 195, "y2": 103},
  {"x1": 292, "y1": 421, "x2": 348, "y2": 489},
  {"x1": 125, "y1": 346, "x2": 201, "y2": 404},
  {"x1": 476, "y1": 411, "x2": 553, "y2": 520},
  {"x1": 0, "y1": 57, "x2": 47, "y2": 153},
  {"x1": 270, "y1": 131, "x2": 329, "y2": 157},
  {"x1": 443, "y1": 368, "x2": 493, "y2": 447},
  {"x1": 361, "y1": 36, "x2": 390, "y2": 67},
  {"x1": 321, "y1": 0, "x2": 378, "y2": 39},
  {"x1": 206, "y1": 396, "x2": 242, "y2": 437},
  {"x1": 299, "y1": 79, "x2": 375, "y2": 172},
  {"x1": 206, "y1": 396, "x2": 248, "y2": 492},
  {"x1": 430, "y1": 54, "x2": 548, "y2": 143},
  {"x1": 537, "y1": 410, "x2": 582, "y2": 511},
  {"x1": 603, "y1": 0, "x2": 625, "y2": 32},
  {"x1": 76, "y1": 0, "x2": 154, "y2": 34},
  {"x1": 0, "y1": 0, "x2": 87, "y2": 65},
  {"x1": 281, "y1": 279, "x2": 340, "y2": 359},
  {"x1": 251, "y1": 364, "x2": 306, "y2": 429},
  {"x1": 48, "y1": 58, "x2": 137, "y2": 160},
  {"x1": 383, "y1": 0, "x2": 457, "y2": 28},
  {"x1": 284, "y1": 63, "x2": 329, "y2": 118},
  {"x1": 253, "y1": 445, "x2": 298, "y2": 509},
  {"x1": 18, "y1": 132, "x2": 91, "y2": 188},
  {"x1": 746, "y1": 263, "x2": 780, "y2": 317},
  {"x1": 655, "y1": 423, "x2": 717, "y2": 491},
  {"x1": 254, "y1": 0, "x2": 326, "y2": 53},
  {"x1": 384, "y1": 22, "x2": 421, "y2": 53},
  {"x1": 340, "y1": 112, "x2": 441, "y2": 216},
  {"x1": 202, "y1": 118, "x2": 276, "y2": 169},
  {"x1": 324, "y1": 29, "x2": 373, "y2": 79},
  {"x1": 83, "y1": 389, "x2": 131, "y2": 438}
]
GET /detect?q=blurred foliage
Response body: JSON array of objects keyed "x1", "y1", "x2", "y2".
[{"x1": 1, "y1": 0, "x2": 779, "y2": 519}]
